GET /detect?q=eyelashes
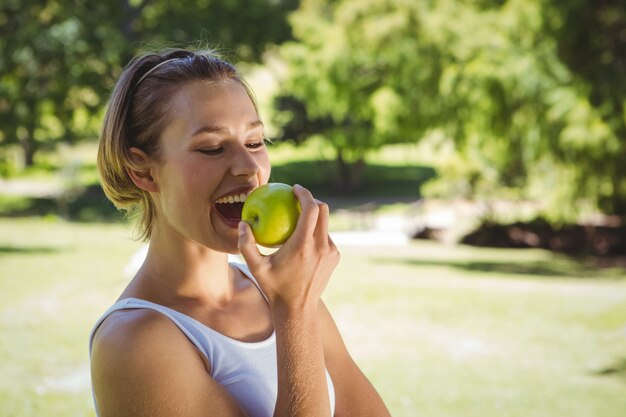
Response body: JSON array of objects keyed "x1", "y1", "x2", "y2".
[
  {"x1": 197, "y1": 139, "x2": 268, "y2": 156},
  {"x1": 246, "y1": 140, "x2": 266, "y2": 149},
  {"x1": 198, "y1": 148, "x2": 224, "y2": 156}
]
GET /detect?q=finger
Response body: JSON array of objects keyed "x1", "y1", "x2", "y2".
[
  {"x1": 237, "y1": 221, "x2": 263, "y2": 268},
  {"x1": 327, "y1": 233, "x2": 336, "y2": 248},
  {"x1": 314, "y1": 200, "x2": 330, "y2": 241},
  {"x1": 291, "y1": 184, "x2": 320, "y2": 239}
]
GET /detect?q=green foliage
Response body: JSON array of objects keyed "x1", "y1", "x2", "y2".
[
  {"x1": 538, "y1": 0, "x2": 626, "y2": 215},
  {"x1": 132, "y1": 0, "x2": 298, "y2": 61},
  {"x1": 0, "y1": 0, "x2": 298, "y2": 168},
  {"x1": 0, "y1": 0, "x2": 115, "y2": 166},
  {"x1": 273, "y1": 0, "x2": 440, "y2": 190},
  {"x1": 4, "y1": 0, "x2": 625, "y2": 221},
  {"x1": 427, "y1": 0, "x2": 625, "y2": 221},
  {"x1": 273, "y1": 0, "x2": 626, "y2": 220}
]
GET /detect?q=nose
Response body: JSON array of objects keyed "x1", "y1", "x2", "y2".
[{"x1": 230, "y1": 145, "x2": 262, "y2": 178}]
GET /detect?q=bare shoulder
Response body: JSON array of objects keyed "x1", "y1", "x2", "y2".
[
  {"x1": 91, "y1": 309, "x2": 247, "y2": 417},
  {"x1": 91, "y1": 308, "x2": 184, "y2": 371},
  {"x1": 90, "y1": 309, "x2": 196, "y2": 415},
  {"x1": 91, "y1": 308, "x2": 182, "y2": 360}
]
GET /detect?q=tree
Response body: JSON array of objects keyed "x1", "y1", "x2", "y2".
[
  {"x1": 539, "y1": 0, "x2": 626, "y2": 216},
  {"x1": 0, "y1": 0, "x2": 298, "y2": 168},
  {"x1": 0, "y1": 0, "x2": 116, "y2": 166},
  {"x1": 422, "y1": 0, "x2": 626, "y2": 222},
  {"x1": 273, "y1": 0, "x2": 439, "y2": 191},
  {"x1": 274, "y1": 0, "x2": 626, "y2": 221}
]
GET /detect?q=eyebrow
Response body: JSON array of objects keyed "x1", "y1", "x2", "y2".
[{"x1": 191, "y1": 120, "x2": 264, "y2": 137}]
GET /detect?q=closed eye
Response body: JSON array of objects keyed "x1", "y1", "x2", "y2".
[
  {"x1": 198, "y1": 148, "x2": 223, "y2": 156},
  {"x1": 246, "y1": 139, "x2": 268, "y2": 150}
]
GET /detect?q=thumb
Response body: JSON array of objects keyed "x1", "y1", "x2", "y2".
[{"x1": 238, "y1": 221, "x2": 263, "y2": 267}]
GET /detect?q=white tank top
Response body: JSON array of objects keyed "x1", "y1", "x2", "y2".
[{"x1": 89, "y1": 263, "x2": 335, "y2": 417}]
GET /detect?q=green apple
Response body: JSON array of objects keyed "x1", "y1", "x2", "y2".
[{"x1": 242, "y1": 183, "x2": 301, "y2": 247}]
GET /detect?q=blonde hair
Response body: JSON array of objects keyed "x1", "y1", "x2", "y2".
[{"x1": 97, "y1": 48, "x2": 255, "y2": 241}]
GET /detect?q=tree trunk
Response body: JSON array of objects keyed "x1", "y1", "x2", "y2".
[
  {"x1": 20, "y1": 111, "x2": 37, "y2": 167},
  {"x1": 336, "y1": 150, "x2": 366, "y2": 193},
  {"x1": 20, "y1": 136, "x2": 35, "y2": 167},
  {"x1": 611, "y1": 164, "x2": 626, "y2": 218}
]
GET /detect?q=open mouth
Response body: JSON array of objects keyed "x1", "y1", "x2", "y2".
[{"x1": 214, "y1": 192, "x2": 247, "y2": 225}]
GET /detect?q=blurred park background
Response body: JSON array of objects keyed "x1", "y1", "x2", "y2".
[{"x1": 1, "y1": 0, "x2": 626, "y2": 416}]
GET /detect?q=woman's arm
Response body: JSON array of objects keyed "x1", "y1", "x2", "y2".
[
  {"x1": 270, "y1": 301, "x2": 331, "y2": 416},
  {"x1": 319, "y1": 302, "x2": 392, "y2": 417},
  {"x1": 238, "y1": 185, "x2": 340, "y2": 417}
]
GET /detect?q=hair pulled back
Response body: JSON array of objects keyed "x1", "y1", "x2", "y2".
[{"x1": 98, "y1": 48, "x2": 254, "y2": 241}]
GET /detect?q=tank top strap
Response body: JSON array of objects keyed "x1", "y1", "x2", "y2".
[{"x1": 231, "y1": 262, "x2": 269, "y2": 303}]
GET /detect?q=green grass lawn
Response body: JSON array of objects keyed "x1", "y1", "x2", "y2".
[
  {"x1": 0, "y1": 218, "x2": 142, "y2": 417},
  {"x1": 329, "y1": 244, "x2": 626, "y2": 416},
  {"x1": 1, "y1": 217, "x2": 625, "y2": 417}
]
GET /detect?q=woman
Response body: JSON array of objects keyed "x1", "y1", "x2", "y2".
[{"x1": 90, "y1": 48, "x2": 391, "y2": 417}]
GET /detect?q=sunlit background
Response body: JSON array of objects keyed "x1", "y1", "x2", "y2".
[{"x1": 1, "y1": 0, "x2": 626, "y2": 416}]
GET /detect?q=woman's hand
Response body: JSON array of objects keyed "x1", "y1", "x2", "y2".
[
  {"x1": 237, "y1": 184, "x2": 340, "y2": 314},
  {"x1": 238, "y1": 184, "x2": 339, "y2": 416}
]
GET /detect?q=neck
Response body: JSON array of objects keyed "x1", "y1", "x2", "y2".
[{"x1": 125, "y1": 228, "x2": 235, "y2": 306}]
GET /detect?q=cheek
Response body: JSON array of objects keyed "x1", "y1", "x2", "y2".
[
  {"x1": 258, "y1": 152, "x2": 272, "y2": 183},
  {"x1": 161, "y1": 171, "x2": 212, "y2": 227},
  {"x1": 158, "y1": 159, "x2": 208, "y2": 206}
]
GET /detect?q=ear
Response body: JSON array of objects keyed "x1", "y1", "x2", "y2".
[{"x1": 126, "y1": 147, "x2": 159, "y2": 193}]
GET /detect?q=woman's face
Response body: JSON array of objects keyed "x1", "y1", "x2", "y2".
[{"x1": 149, "y1": 78, "x2": 270, "y2": 253}]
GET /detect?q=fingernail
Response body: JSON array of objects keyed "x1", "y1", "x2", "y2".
[{"x1": 238, "y1": 221, "x2": 246, "y2": 236}]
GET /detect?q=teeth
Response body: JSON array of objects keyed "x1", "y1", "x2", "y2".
[{"x1": 216, "y1": 193, "x2": 247, "y2": 204}]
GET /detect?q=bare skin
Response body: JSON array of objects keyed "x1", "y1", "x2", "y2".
[{"x1": 90, "y1": 79, "x2": 391, "y2": 417}]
